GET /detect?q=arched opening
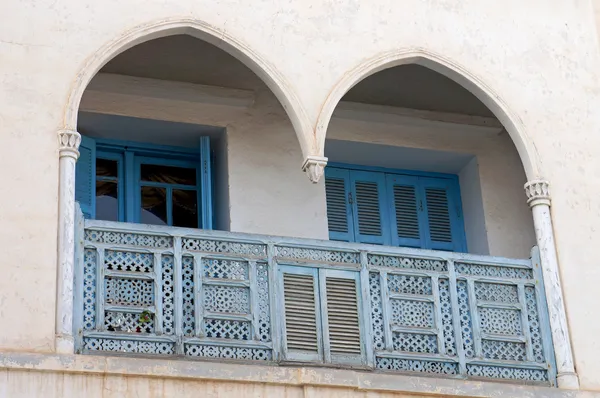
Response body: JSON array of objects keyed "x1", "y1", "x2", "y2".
[
  {"x1": 72, "y1": 32, "x2": 313, "y2": 234},
  {"x1": 322, "y1": 62, "x2": 536, "y2": 259}
]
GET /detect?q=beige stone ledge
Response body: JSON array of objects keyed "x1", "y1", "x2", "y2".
[{"x1": 0, "y1": 351, "x2": 597, "y2": 397}]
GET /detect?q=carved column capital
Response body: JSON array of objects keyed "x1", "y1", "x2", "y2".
[
  {"x1": 524, "y1": 179, "x2": 551, "y2": 207},
  {"x1": 302, "y1": 156, "x2": 328, "y2": 183},
  {"x1": 58, "y1": 129, "x2": 81, "y2": 160}
]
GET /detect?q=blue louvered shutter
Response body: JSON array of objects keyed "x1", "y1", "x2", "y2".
[
  {"x1": 75, "y1": 136, "x2": 96, "y2": 219},
  {"x1": 325, "y1": 168, "x2": 354, "y2": 242},
  {"x1": 386, "y1": 174, "x2": 423, "y2": 248},
  {"x1": 199, "y1": 136, "x2": 213, "y2": 229},
  {"x1": 349, "y1": 171, "x2": 389, "y2": 245},
  {"x1": 419, "y1": 177, "x2": 466, "y2": 252}
]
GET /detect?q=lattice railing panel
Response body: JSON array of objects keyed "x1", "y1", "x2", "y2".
[
  {"x1": 75, "y1": 214, "x2": 556, "y2": 386},
  {"x1": 367, "y1": 250, "x2": 555, "y2": 385}
]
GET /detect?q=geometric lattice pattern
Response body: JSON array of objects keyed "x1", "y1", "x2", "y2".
[
  {"x1": 183, "y1": 238, "x2": 266, "y2": 257},
  {"x1": 377, "y1": 358, "x2": 458, "y2": 375},
  {"x1": 475, "y1": 282, "x2": 519, "y2": 303},
  {"x1": 525, "y1": 286, "x2": 545, "y2": 363},
  {"x1": 479, "y1": 308, "x2": 522, "y2": 336},
  {"x1": 182, "y1": 256, "x2": 195, "y2": 336},
  {"x1": 482, "y1": 340, "x2": 526, "y2": 361},
  {"x1": 392, "y1": 332, "x2": 438, "y2": 354},
  {"x1": 467, "y1": 365, "x2": 547, "y2": 382},
  {"x1": 457, "y1": 280, "x2": 475, "y2": 358},
  {"x1": 83, "y1": 248, "x2": 97, "y2": 330},
  {"x1": 438, "y1": 279, "x2": 457, "y2": 356},
  {"x1": 203, "y1": 258, "x2": 248, "y2": 280},
  {"x1": 369, "y1": 273, "x2": 385, "y2": 350},
  {"x1": 369, "y1": 254, "x2": 447, "y2": 272},
  {"x1": 104, "y1": 277, "x2": 154, "y2": 307},
  {"x1": 105, "y1": 311, "x2": 154, "y2": 333},
  {"x1": 276, "y1": 246, "x2": 359, "y2": 264},
  {"x1": 84, "y1": 337, "x2": 174, "y2": 355},
  {"x1": 387, "y1": 274, "x2": 432, "y2": 295},
  {"x1": 256, "y1": 263, "x2": 271, "y2": 342},
  {"x1": 203, "y1": 285, "x2": 250, "y2": 314},
  {"x1": 456, "y1": 263, "x2": 533, "y2": 279},
  {"x1": 185, "y1": 344, "x2": 272, "y2": 361},
  {"x1": 104, "y1": 250, "x2": 153, "y2": 272},
  {"x1": 78, "y1": 222, "x2": 555, "y2": 385},
  {"x1": 204, "y1": 319, "x2": 251, "y2": 340},
  {"x1": 162, "y1": 255, "x2": 175, "y2": 334},
  {"x1": 391, "y1": 299, "x2": 434, "y2": 328},
  {"x1": 85, "y1": 230, "x2": 172, "y2": 248}
]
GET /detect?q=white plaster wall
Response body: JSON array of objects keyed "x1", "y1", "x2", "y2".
[
  {"x1": 1, "y1": 0, "x2": 600, "y2": 389},
  {"x1": 459, "y1": 158, "x2": 490, "y2": 255},
  {"x1": 225, "y1": 89, "x2": 328, "y2": 238}
]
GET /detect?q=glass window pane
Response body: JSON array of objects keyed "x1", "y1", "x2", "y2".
[
  {"x1": 172, "y1": 189, "x2": 198, "y2": 228},
  {"x1": 140, "y1": 164, "x2": 196, "y2": 186},
  {"x1": 97, "y1": 158, "x2": 118, "y2": 178},
  {"x1": 140, "y1": 186, "x2": 167, "y2": 225},
  {"x1": 96, "y1": 181, "x2": 119, "y2": 221}
]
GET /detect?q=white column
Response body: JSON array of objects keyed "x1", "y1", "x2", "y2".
[
  {"x1": 56, "y1": 129, "x2": 81, "y2": 354},
  {"x1": 524, "y1": 180, "x2": 579, "y2": 389}
]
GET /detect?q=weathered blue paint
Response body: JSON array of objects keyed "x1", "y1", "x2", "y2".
[
  {"x1": 73, "y1": 213, "x2": 557, "y2": 386},
  {"x1": 326, "y1": 164, "x2": 467, "y2": 252}
]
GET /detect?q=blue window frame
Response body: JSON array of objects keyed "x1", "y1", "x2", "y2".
[
  {"x1": 325, "y1": 164, "x2": 466, "y2": 252},
  {"x1": 75, "y1": 136, "x2": 213, "y2": 229}
]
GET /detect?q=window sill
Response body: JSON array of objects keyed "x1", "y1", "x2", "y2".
[{"x1": 0, "y1": 351, "x2": 580, "y2": 397}]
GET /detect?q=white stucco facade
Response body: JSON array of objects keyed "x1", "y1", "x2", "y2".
[{"x1": 2, "y1": 0, "x2": 600, "y2": 395}]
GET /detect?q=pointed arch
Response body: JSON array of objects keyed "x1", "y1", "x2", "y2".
[
  {"x1": 63, "y1": 18, "x2": 314, "y2": 159},
  {"x1": 316, "y1": 48, "x2": 542, "y2": 180}
]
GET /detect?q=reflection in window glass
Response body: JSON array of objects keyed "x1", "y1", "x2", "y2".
[
  {"x1": 140, "y1": 186, "x2": 167, "y2": 225},
  {"x1": 173, "y1": 189, "x2": 198, "y2": 228},
  {"x1": 96, "y1": 158, "x2": 118, "y2": 178},
  {"x1": 140, "y1": 164, "x2": 196, "y2": 186},
  {"x1": 96, "y1": 158, "x2": 119, "y2": 221},
  {"x1": 96, "y1": 181, "x2": 118, "y2": 221}
]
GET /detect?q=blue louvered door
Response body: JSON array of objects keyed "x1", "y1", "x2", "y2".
[
  {"x1": 386, "y1": 175, "x2": 423, "y2": 248},
  {"x1": 349, "y1": 171, "x2": 389, "y2": 245},
  {"x1": 324, "y1": 168, "x2": 355, "y2": 242},
  {"x1": 325, "y1": 167, "x2": 466, "y2": 252},
  {"x1": 420, "y1": 177, "x2": 466, "y2": 252}
]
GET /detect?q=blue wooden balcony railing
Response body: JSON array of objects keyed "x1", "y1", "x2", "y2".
[{"x1": 73, "y1": 207, "x2": 557, "y2": 386}]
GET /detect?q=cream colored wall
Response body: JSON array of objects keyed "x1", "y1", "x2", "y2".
[
  {"x1": 0, "y1": 352, "x2": 593, "y2": 398},
  {"x1": 1, "y1": 0, "x2": 600, "y2": 390},
  {"x1": 225, "y1": 89, "x2": 329, "y2": 239}
]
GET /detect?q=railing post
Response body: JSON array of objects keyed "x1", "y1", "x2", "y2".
[
  {"x1": 447, "y1": 260, "x2": 467, "y2": 377},
  {"x1": 56, "y1": 129, "x2": 81, "y2": 354},
  {"x1": 359, "y1": 251, "x2": 375, "y2": 368},
  {"x1": 524, "y1": 180, "x2": 579, "y2": 389},
  {"x1": 72, "y1": 204, "x2": 85, "y2": 352},
  {"x1": 173, "y1": 236, "x2": 184, "y2": 354}
]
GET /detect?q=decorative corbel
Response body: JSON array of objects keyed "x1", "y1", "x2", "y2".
[{"x1": 302, "y1": 156, "x2": 328, "y2": 183}]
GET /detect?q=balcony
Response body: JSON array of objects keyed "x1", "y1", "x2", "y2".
[{"x1": 74, "y1": 208, "x2": 556, "y2": 387}]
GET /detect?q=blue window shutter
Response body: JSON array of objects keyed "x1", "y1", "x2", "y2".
[
  {"x1": 75, "y1": 136, "x2": 96, "y2": 219},
  {"x1": 279, "y1": 265, "x2": 323, "y2": 362},
  {"x1": 318, "y1": 268, "x2": 365, "y2": 366},
  {"x1": 419, "y1": 177, "x2": 466, "y2": 252},
  {"x1": 386, "y1": 174, "x2": 423, "y2": 248},
  {"x1": 325, "y1": 168, "x2": 354, "y2": 242},
  {"x1": 350, "y1": 171, "x2": 389, "y2": 245},
  {"x1": 199, "y1": 136, "x2": 213, "y2": 229}
]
